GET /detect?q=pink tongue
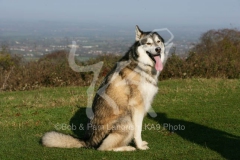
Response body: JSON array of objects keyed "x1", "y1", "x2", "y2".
[{"x1": 154, "y1": 56, "x2": 163, "y2": 71}]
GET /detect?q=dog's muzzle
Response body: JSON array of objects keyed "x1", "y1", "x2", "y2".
[
  {"x1": 146, "y1": 52, "x2": 160, "y2": 63},
  {"x1": 146, "y1": 47, "x2": 162, "y2": 63}
]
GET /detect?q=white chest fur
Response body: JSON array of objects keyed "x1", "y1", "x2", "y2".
[{"x1": 138, "y1": 79, "x2": 158, "y2": 112}]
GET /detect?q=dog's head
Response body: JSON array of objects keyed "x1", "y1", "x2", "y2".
[{"x1": 135, "y1": 25, "x2": 165, "y2": 71}]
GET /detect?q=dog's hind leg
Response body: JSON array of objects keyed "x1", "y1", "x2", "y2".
[
  {"x1": 97, "y1": 121, "x2": 135, "y2": 151},
  {"x1": 97, "y1": 132, "x2": 135, "y2": 151}
]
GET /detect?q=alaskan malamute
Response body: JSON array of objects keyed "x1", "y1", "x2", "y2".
[{"x1": 42, "y1": 25, "x2": 166, "y2": 151}]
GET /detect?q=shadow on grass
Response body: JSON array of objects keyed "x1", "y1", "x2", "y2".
[
  {"x1": 151, "y1": 113, "x2": 240, "y2": 160},
  {"x1": 69, "y1": 106, "x2": 91, "y2": 140},
  {"x1": 69, "y1": 107, "x2": 240, "y2": 159}
]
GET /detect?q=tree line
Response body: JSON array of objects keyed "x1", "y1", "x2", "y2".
[{"x1": 1, "y1": 28, "x2": 239, "y2": 91}]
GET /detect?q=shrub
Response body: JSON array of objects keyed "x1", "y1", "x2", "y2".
[
  {"x1": 160, "y1": 28, "x2": 240, "y2": 79},
  {"x1": 0, "y1": 45, "x2": 14, "y2": 70},
  {"x1": 0, "y1": 45, "x2": 22, "y2": 91}
]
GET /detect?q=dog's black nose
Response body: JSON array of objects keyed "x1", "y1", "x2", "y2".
[{"x1": 155, "y1": 47, "x2": 161, "y2": 53}]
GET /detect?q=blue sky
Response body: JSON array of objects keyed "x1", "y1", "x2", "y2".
[{"x1": 0, "y1": 0, "x2": 240, "y2": 28}]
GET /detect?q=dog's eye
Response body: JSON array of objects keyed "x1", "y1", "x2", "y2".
[
  {"x1": 146, "y1": 43, "x2": 152, "y2": 45},
  {"x1": 157, "y1": 40, "x2": 161, "y2": 43}
]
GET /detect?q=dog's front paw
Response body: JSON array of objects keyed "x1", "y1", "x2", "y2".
[
  {"x1": 136, "y1": 141, "x2": 149, "y2": 150},
  {"x1": 142, "y1": 141, "x2": 148, "y2": 146},
  {"x1": 137, "y1": 144, "x2": 149, "y2": 150}
]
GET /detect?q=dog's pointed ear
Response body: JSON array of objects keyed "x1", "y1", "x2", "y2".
[{"x1": 135, "y1": 25, "x2": 142, "y2": 41}]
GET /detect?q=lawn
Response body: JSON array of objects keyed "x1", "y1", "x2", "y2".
[{"x1": 0, "y1": 79, "x2": 239, "y2": 160}]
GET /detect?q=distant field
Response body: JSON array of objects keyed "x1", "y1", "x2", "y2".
[
  {"x1": 0, "y1": 79, "x2": 239, "y2": 159},
  {"x1": 75, "y1": 56, "x2": 91, "y2": 62}
]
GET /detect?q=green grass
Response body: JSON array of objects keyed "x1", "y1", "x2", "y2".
[{"x1": 0, "y1": 79, "x2": 239, "y2": 160}]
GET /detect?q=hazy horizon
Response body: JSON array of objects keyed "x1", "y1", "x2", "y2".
[{"x1": 0, "y1": 0, "x2": 240, "y2": 29}]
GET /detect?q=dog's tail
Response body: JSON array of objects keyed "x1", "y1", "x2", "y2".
[{"x1": 42, "y1": 131, "x2": 86, "y2": 148}]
